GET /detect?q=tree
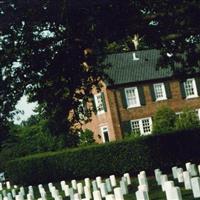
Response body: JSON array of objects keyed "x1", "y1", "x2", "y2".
[
  {"x1": 79, "y1": 129, "x2": 95, "y2": 146},
  {"x1": 0, "y1": 0, "x2": 145, "y2": 138},
  {"x1": 1, "y1": 0, "x2": 200, "y2": 140},
  {"x1": 175, "y1": 108, "x2": 200, "y2": 130},
  {"x1": 136, "y1": 0, "x2": 200, "y2": 74},
  {"x1": 152, "y1": 106, "x2": 176, "y2": 134}
]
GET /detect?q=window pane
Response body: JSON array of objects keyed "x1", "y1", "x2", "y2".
[
  {"x1": 184, "y1": 79, "x2": 195, "y2": 96},
  {"x1": 96, "y1": 94, "x2": 104, "y2": 112},
  {"x1": 131, "y1": 120, "x2": 140, "y2": 134},
  {"x1": 154, "y1": 83, "x2": 165, "y2": 100},
  {"x1": 142, "y1": 118, "x2": 151, "y2": 134},
  {"x1": 125, "y1": 87, "x2": 139, "y2": 107}
]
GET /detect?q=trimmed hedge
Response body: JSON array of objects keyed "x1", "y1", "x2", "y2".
[{"x1": 5, "y1": 129, "x2": 200, "y2": 185}]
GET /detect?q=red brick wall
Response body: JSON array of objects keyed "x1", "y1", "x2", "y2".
[{"x1": 83, "y1": 78, "x2": 200, "y2": 143}]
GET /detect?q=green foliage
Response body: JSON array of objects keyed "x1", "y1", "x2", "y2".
[
  {"x1": 175, "y1": 108, "x2": 200, "y2": 130},
  {"x1": 79, "y1": 129, "x2": 95, "y2": 146},
  {"x1": 152, "y1": 106, "x2": 176, "y2": 134},
  {"x1": 124, "y1": 131, "x2": 141, "y2": 139},
  {"x1": 5, "y1": 129, "x2": 200, "y2": 185},
  {"x1": 0, "y1": 117, "x2": 67, "y2": 160}
]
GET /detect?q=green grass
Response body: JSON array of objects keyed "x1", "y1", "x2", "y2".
[
  {"x1": 125, "y1": 176, "x2": 199, "y2": 200},
  {"x1": 1, "y1": 175, "x2": 200, "y2": 200}
]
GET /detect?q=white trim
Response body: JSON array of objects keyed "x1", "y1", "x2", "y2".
[
  {"x1": 100, "y1": 126, "x2": 109, "y2": 143},
  {"x1": 131, "y1": 117, "x2": 152, "y2": 135},
  {"x1": 153, "y1": 82, "x2": 167, "y2": 101},
  {"x1": 94, "y1": 93, "x2": 105, "y2": 115},
  {"x1": 184, "y1": 78, "x2": 198, "y2": 99},
  {"x1": 125, "y1": 87, "x2": 141, "y2": 108}
]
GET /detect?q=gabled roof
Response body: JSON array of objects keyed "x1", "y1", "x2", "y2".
[{"x1": 104, "y1": 49, "x2": 173, "y2": 86}]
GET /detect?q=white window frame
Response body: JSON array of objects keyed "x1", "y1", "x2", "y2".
[
  {"x1": 125, "y1": 87, "x2": 141, "y2": 108},
  {"x1": 184, "y1": 78, "x2": 198, "y2": 99},
  {"x1": 100, "y1": 126, "x2": 109, "y2": 143},
  {"x1": 153, "y1": 82, "x2": 167, "y2": 101},
  {"x1": 131, "y1": 117, "x2": 152, "y2": 135},
  {"x1": 94, "y1": 93, "x2": 105, "y2": 115}
]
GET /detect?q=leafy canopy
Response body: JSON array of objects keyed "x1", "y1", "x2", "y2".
[{"x1": 1, "y1": 0, "x2": 200, "y2": 137}]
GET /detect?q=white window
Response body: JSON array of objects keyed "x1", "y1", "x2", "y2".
[
  {"x1": 184, "y1": 78, "x2": 198, "y2": 99},
  {"x1": 153, "y1": 83, "x2": 167, "y2": 101},
  {"x1": 100, "y1": 126, "x2": 110, "y2": 143},
  {"x1": 125, "y1": 87, "x2": 140, "y2": 108},
  {"x1": 131, "y1": 117, "x2": 152, "y2": 135},
  {"x1": 94, "y1": 93, "x2": 105, "y2": 115},
  {"x1": 131, "y1": 120, "x2": 140, "y2": 134}
]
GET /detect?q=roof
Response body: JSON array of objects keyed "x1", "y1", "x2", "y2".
[{"x1": 104, "y1": 49, "x2": 173, "y2": 86}]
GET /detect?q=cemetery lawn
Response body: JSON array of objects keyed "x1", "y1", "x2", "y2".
[
  {"x1": 28, "y1": 175, "x2": 200, "y2": 200},
  {"x1": 125, "y1": 176, "x2": 199, "y2": 200}
]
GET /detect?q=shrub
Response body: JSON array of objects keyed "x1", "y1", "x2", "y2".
[
  {"x1": 5, "y1": 129, "x2": 200, "y2": 185},
  {"x1": 124, "y1": 131, "x2": 140, "y2": 139},
  {"x1": 152, "y1": 106, "x2": 176, "y2": 134},
  {"x1": 79, "y1": 129, "x2": 95, "y2": 146},
  {"x1": 175, "y1": 108, "x2": 200, "y2": 130}
]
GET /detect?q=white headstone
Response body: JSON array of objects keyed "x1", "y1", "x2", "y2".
[
  {"x1": 6, "y1": 182, "x2": 11, "y2": 190},
  {"x1": 69, "y1": 188, "x2": 74, "y2": 200},
  {"x1": 92, "y1": 180, "x2": 98, "y2": 191},
  {"x1": 19, "y1": 187, "x2": 25, "y2": 196},
  {"x1": 138, "y1": 185, "x2": 148, "y2": 192},
  {"x1": 138, "y1": 171, "x2": 148, "y2": 191},
  {"x1": 71, "y1": 180, "x2": 77, "y2": 190},
  {"x1": 120, "y1": 180, "x2": 128, "y2": 195},
  {"x1": 190, "y1": 164, "x2": 198, "y2": 177},
  {"x1": 172, "y1": 166, "x2": 178, "y2": 179},
  {"x1": 63, "y1": 185, "x2": 70, "y2": 197},
  {"x1": 105, "y1": 194, "x2": 115, "y2": 200},
  {"x1": 7, "y1": 193, "x2": 12, "y2": 200},
  {"x1": 84, "y1": 186, "x2": 92, "y2": 200},
  {"x1": 27, "y1": 194, "x2": 33, "y2": 200},
  {"x1": 165, "y1": 187, "x2": 182, "y2": 200},
  {"x1": 15, "y1": 195, "x2": 23, "y2": 200},
  {"x1": 11, "y1": 189, "x2": 16, "y2": 198},
  {"x1": 48, "y1": 183, "x2": 53, "y2": 191},
  {"x1": 191, "y1": 177, "x2": 200, "y2": 198},
  {"x1": 96, "y1": 177, "x2": 102, "y2": 188},
  {"x1": 123, "y1": 173, "x2": 131, "y2": 185},
  {"x1": 161, "y1": 174, "x2": 168, "y2": 191},
  {"x1": 183, "y1": 171, "x2": 192, "y2": 190},
  {"x1": 77, "y1": 183, "x2": 83, "y2": 195},
  {"x1": 154, "y1": 169, "x2": 162, "y2": 185},
  {"x1": 114, "y1": 187, "x2": 124, "y2": 200},
  {"x1": 110, "y1": 175, "x2": 117, "y2": 187},
  {"x1": 99, "y1": 183, "x2": 107, "y2": 198},
  {"x1": 74, "y1": 193, "x2": 81, "y2": 200},
  {"x1": 163, "y1": 181, "x2": 174, "y2": 192},
  {"x1": 185, "y1": 162, "x2": 191, "y2": 171},
  {"x1": 60, "y1": 181, "x2": 66, "y2": 191},
  {"x1": 177, "y1": 168, "x2": 184, "y2": 183},
  {"x1": 84, "y1": 178, "x2": 90, "y2": 188},
  {"x1": 105, "y1": 179, "x2": 112, "y2": 193},
  {"x1": 92, "y1": 190, "x2": 102, "y2": 200},
  {"x1": 135, "y1": 190, "x2": 149, "y2": 200}
]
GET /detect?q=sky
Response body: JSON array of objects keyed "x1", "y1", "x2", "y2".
[{"x1": 14, "y1": 96, "x2": 37, "y2": 124}]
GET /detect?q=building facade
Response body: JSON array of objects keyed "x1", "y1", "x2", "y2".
[{"x1": 82, "y1": 49, "x2": 200, "y2": 143}]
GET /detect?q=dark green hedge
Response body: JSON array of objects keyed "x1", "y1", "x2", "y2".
[{"x1": 5, "y1": 129, "x2": 200, "y2": 185}]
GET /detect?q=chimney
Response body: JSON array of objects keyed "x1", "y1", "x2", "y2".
[{"x1": 132, "y1": 52, "x2": 139, "y2": 61}]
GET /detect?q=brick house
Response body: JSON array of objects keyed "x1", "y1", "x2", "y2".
[{"x1": 82, "y1": 49, "x2": 200, "y2": 143}]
